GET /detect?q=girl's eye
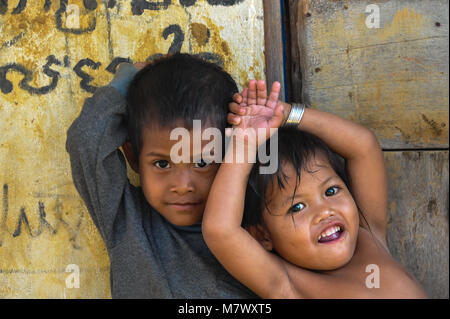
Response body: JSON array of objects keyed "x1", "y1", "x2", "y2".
[
  {"x1": 290, "y1": 202, "x2": 305, "y2": 213},
  {"x1": 154, "y1": 160, "x2": 170, "y2": 169},
  {"x1": 325, "y1": 186, "x2": 340, "y2": 196},
  {"x1": 194, "y1": 159, "x2": 209, "y2": 168}
]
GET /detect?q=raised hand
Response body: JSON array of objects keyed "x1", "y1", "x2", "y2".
[{"x1": 228, "y1": 80, "x2": 284, "y2": 145}]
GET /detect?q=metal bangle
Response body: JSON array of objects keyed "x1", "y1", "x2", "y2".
[{"x1": 284, "y1": 103, "x2": 305, "y2": 127}]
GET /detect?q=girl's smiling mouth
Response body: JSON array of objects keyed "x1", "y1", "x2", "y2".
[{"x1": 317, "y1": 223, "x2": 345, "y2": 244}]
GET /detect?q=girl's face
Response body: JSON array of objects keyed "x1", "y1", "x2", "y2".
[{"x1": 260, "y1": 154, "x2": 359, "y2": 271}]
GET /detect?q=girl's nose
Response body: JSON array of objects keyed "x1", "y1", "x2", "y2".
[
  {"x1": 312, "y1": 206, "x2": 335, "y2": 225},
  {"x1": 170, "y1": 169, "x2": 195, "y2": 195}
]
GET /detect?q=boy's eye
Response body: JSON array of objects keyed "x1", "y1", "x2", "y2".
[
  {"x1": 325, "y1": 186, "x2": 340, "y2": 196},
  {"x1": 154, "y1": 160, "x2": 170, "y2": 169},
  {"x1": 194, "y1": 159, "x2": 209, "y2": 168},
  {"x1": 290, "y1": 202, "x2": 305, "y2": 213}
]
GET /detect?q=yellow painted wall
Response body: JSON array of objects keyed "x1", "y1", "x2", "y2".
[{"x1": 0, "y1": 0, "x2": 265, "y2": 298}]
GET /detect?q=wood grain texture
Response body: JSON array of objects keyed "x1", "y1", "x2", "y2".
[
  {"x1": 288, "y1": 0, "x2": 303, "y2": 103},
  {"x1": 385, "y1": 150, "x2": 449, "y2": 298},
  {"x1": 263, "y1": 0, "x2": 286, "y2": 101},
  {"x1": 291, "y1": 0, "x2": 448, "y2": 149},
  {"x1": 288, "y1": 0, "x2": 449, "y2": 298}
]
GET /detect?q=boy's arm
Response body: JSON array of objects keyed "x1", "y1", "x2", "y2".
[{"x1": 65, "y1": 63, "x2": 138, "y2": 247}]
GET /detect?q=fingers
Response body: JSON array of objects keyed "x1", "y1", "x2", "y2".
[
  {"x1": 247, "y1": 80, "x2": 257, "y2": 106},
  {"x1": 232, "y1": 93, "x2": 242, "y2": 104},
  {"x1": 229, "y1": 102, "x2": 247, "y2": 116},
  {"x1": 267, "y1": 82, "x2": 281, "y2": 109},
  {"x1": 228, "y1": 103, "x2": 285, "y2": 129},
  {"x1": 268, "y1": 103, "x2": 285, "y2": 129},
  {"x1": 233, "y1": 89, "x2": 248, "y2": 107},
  {"x1": 241, "y1": 87, "x2": 248, "y2": 106},
  {"x1": 247, "y1": 80, "x2": 269, "y2": 106},
  {"x1": 245, "y1": 79, "x2": 280, "y2": 109},
  {"x1": 256, "y1": 80, "x2": 267, "y2": 106},
  {"x1": 227, "y1": 113, "x2": 241, "y2": 125}
]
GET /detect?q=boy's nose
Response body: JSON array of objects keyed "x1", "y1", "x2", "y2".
[{"x1": 170, "y1": 169, "x2": 195, "y2": 195}]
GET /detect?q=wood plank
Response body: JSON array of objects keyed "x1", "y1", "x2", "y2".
[
  {"x1": 263, "y1": 0, "x2": 286, "y2": 101},
  {"x1": 384, "y1": 150, "x2": 449, "y2": 298},
  {"x1": 291, "y1": 0, "x2": 449, "y2": 149},
  {"x1": 288, "y1": 0, "x2": 303, "y2": 103}
]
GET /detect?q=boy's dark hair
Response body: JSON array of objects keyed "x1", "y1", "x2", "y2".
[
  {"x1": 243, "y1": 127, "x2": 350, "y2": 228},
  {"x1": 126, "y1": 53, "x2": 238, "y2": 161}
]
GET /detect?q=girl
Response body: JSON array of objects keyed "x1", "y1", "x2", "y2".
[{"x1": 202, "y1": 80, "x2": 427, "y2": 298}]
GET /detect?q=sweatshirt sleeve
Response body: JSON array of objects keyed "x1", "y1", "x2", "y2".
[{"x1": 66, "y1": 63, "x2": 138, "y2": 248}]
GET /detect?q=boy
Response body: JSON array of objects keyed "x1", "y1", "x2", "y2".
[{"x1": 66, "y1": 54, "x2": 257, "y2": 298}]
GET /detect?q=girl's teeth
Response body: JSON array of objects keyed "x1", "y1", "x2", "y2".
[{"x1": 318, "y1": 226, "x2": 341, "y2": 240}]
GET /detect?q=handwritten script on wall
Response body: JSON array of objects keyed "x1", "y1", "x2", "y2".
[{"x1": 0, "y1": 0, "x2": 264, "y2": 298}]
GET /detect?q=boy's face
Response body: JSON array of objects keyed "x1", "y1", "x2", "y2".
[
  {"x1": 137, "y1": 124, "x2": 220, "y2": 226},
  {"x1": 260, "y1": 154, "x2": 359, "y2": 271}
]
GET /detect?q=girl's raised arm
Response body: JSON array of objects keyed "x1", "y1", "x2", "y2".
[
  {"x1": 230, "y1": 92, "x2": 389, "y2": 245},
  {"x1": 202, "y1": 158, "x2": 296, "y2": 298},
  {"x1": 291, "y1": 107, "x2": 389, "y2": 245},
  {"x1": 202, "y1": 82, "x2": 297, "y2": 298}
]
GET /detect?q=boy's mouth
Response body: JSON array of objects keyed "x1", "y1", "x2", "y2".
[
  {"x1": 317, "y1": 224, "x2": 345, "y2": 243},
  {"x1": 168, "y1": 202, "x2": 201, "y2": 211}
]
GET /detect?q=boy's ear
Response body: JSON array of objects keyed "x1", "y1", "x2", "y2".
[
  {"x1": 122, "y1": 141, "x2": 139, "y2": 173},
  {"x1": 247, "y1": 224, "x2": 273, "y2": 251}
]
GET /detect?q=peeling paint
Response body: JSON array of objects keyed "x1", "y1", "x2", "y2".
[
  {"x1": 298, "y1": 1, "x2": 449, "y2": 149},
  {"x1": 0, "y1": 0, "x2": 264, "y2": 298}
]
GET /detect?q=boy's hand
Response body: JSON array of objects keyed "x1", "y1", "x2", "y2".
[
  {"x1": 227, "y1": 80, "x2": 284, "y2": 145},
  {"x1": 133, "y1": 61, "x2": 151, "y2": 70}
]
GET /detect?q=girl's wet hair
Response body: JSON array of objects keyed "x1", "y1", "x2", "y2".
[{"x1": 243, "y1": 127, "x2": 351, "y2": 228}]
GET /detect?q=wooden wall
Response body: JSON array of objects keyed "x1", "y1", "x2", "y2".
[
  {"x1": 1, "y1": 0, "x2": 447, "y2": 299},
  {"x1": 286, "y1": 0, "x2": 449, "y2": 298}
]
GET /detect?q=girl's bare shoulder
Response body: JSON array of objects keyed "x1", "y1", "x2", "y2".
[
  {"x1": 284, "y1": 228, "x2": 428, "y2": 298},
  {"x1": 341, "y1": 228, "x2": 428, "y2": 298}
]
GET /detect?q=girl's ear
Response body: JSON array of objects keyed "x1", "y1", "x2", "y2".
[
  {"x1": 247, "y1": 224, "x2": 273, "y2": 251},
  {"x1": 122, "y1": 141, "x2": 139, "y2": 173}
]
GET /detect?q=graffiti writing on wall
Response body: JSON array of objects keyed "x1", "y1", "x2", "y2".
[
  {"x1": 0, "y1": 51, "x2": 223, "y2": 95},
  {"x1": 0, "y1": 0, "x2": 245, "y2": 16},
  {"x1": 0, "y1": 184, "x2": 84, "y2": 249},
  {"x1": 0, "y1": 1, "x2": 232, "y2": 95}
]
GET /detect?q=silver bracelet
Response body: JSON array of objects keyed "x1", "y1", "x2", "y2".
[{"x1": 284, "y1": 103, "x2": 306, "y2": 127}]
